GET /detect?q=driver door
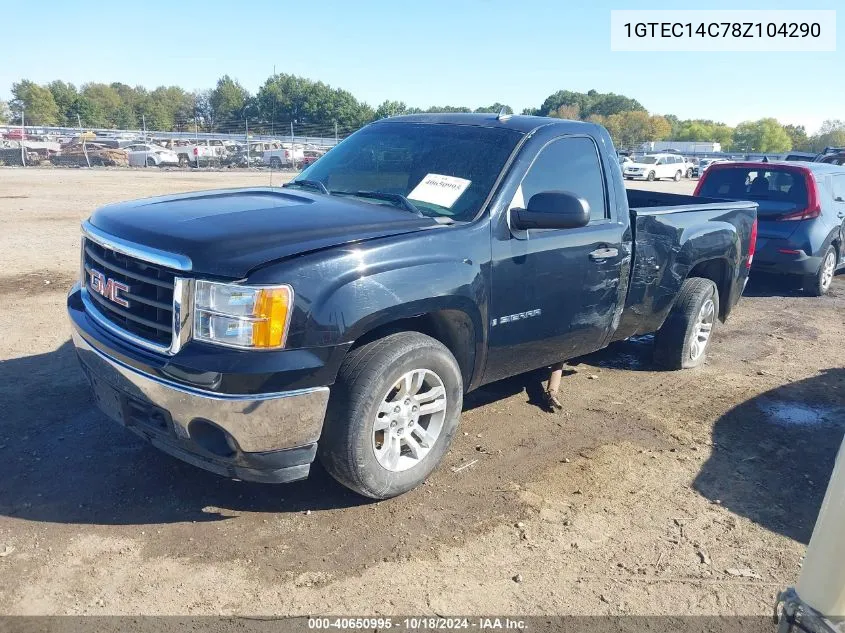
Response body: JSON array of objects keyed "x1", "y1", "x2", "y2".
[{"x1": 484, "y1": 135, "x2": 628, "y2": 384}]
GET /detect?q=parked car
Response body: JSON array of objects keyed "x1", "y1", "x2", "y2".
[
  {"x1": 623, "y1": 153, "x2": 689, "y2": 181},
  {"x1": 693, "y1": 158, "x2": 731, "y2": 178},
  {"x1": 263, "y1": 143, "x2": 305, "y2": 168},
  {"x1": 160, "y1": 139, "x2": 217, "y2": 167},
  {"x1": 302, "y1": 149, "x2": 324, "y2": 166},
  {"x1": 784, "y1": 152, "x2": 818, "y2": 162},
  {"x1": 816, "y1": 148, "x2": 845, "y2": 166},
  {"x1": 67, "y1": 113, "x2": 757, "y2": 499},
  {"x1": 125, "y1": 143, "x2": 179, "y2": 167},
  {"x1": 695, "y1": 161, "x2": 845, "y2": 295}
]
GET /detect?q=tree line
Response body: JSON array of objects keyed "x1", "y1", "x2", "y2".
[{"x1": 2, "y1": 75, "x2": 843, "y2": 153}]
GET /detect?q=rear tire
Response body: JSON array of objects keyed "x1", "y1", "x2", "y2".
[
  {"x1": 318, "y1": 332, "x2": 463, "y2": 499},
  {"x1": 178, "y1": 154, "x2": 189, "y2": 167},
  {"x1": 647, "y1": 171, "x2": 656, "y2": 181},
  {"x1": 146, "y1": 156, "x2": 156, "y2": 167},
  {"x1": 686, "y1": 168, "x2": 693, "y2": 179},
  {"x1": 803, "y1": 246, "x2": 836, "y2": 296},
  {"x1": 654, "y1": 277, "x2": 719, "y2": 370},
  {"x1": 269, "y1": 157, "x2": 282, "y2": 169},
  {"x1": 674, "y1": 170, "x2": 682, "y2": 182}
]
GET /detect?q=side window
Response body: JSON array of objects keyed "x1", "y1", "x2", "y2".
[{"x1": 514, "y1": 137, "x2": 608, "y2": 222}]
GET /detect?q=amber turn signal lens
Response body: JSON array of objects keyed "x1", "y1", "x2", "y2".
[{"x1": 251, "y1": 286, "x2": 292, "y2": 348}]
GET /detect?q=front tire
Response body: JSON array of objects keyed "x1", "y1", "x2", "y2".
[
  {"x1": 803, "y1": 246, "x2": 836, "y2": 296},
  {"x1": 647, "y1": 171, "x2": 656, "y2": 181},
  {"x1": 318, "y1": 332, "x2": 463, "y2": 499},
  {"x1": 654, "y1": 277, "x2": 719, "y2": 369}
]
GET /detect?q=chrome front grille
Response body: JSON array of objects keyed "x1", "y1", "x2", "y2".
[
  {"x1": 80, "y1": 222, "x2": 193, "y2": 354},
  {"x1": 83, "y1": 238, "x2": 176, "y2": 345}
]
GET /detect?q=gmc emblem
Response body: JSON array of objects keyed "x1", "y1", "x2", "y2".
[{"x1": 88, "y1": 269, "x2": 130, "y2": 308}]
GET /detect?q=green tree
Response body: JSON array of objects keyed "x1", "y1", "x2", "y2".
[
  {"x1": 783, "y1": 124, "x2": 809, "y2": 152},
  {"x1": 806, "y1": 120, "x2": 845, "y2": 153},
  {"x1": 473, "y1": 103, "x2": 512, "y2": 114},
  {"x1": 374, "y1": 100, "x2": 412, "y2": 118},
  {"x1": 80, "y1": 83, "x2": 124, "y2": 127},
  {"x1": 733, "y1": 118, "x2": 792, "y2": 153},
  {"x1": 47, "y1": 80, "x2": 80, "y2": 126},
  {"x1": 210, "y1": 75, "x2": 250, "y2": 131},
  {"x1": 548, "y1": 104, "x2": 580, "y2": 120},
  {"x1": 10, "y1": 80, "x2": 60, "y2": 125},
  {"x1": 424, "y1": 105, "x2": 472, "y2": 113},
  {"x1": 536, "y1": 89, "x2": 645, "y2": 119}
]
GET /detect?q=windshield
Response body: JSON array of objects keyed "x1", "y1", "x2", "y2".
[
  {"x1": 698, "y1": 167, "x2": 809, "y2": 216},
  {"x1": 296, "y1": 122, "x2": 523, "y2": 221},
  {"x1": 639, "y1": 156, "x2": 658, "y2": 164}
]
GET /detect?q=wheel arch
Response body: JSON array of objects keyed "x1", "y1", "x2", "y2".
[{"x1": 346, "y1": 307, "x2": 481, "y2": 392}]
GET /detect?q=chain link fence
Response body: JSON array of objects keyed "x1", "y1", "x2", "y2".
[{"x1": 0, "y1": 117, "x2": 364, "y2": 170}]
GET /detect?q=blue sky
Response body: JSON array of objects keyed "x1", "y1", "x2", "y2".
[{"x1": 2, "y1": 0, "x2": 841, "y2": 133}]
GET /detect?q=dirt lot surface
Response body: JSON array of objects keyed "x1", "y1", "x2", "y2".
[{"x1": 0, "y1": 168, "x2": 843, "y2": 616}]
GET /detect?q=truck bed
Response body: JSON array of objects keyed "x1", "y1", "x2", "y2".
[
  {"x1": 626, "y1": 189, "x2": 753, "y2": 215},
  {"x1": 612, "y1": 189, "x2": 758, "y2": 342}
]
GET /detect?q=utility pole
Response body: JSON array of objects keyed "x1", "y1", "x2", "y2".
[
  {"x1": 290, "y1": 121, "x2": 295, "y2": 170},
  {"x1": 335, "y1": 121, "x2": 338, "y2": 146},
  {"x1": 142, "y1": 114, "x2": 147, "y2": 167}
]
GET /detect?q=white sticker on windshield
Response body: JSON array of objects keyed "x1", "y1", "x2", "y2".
[{"x1": 408, "y1": 173, "x2": 471, "y2": 209}]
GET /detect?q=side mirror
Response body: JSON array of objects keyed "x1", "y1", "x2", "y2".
[{"x1": 510, "y1": 191, "x2": 591, "y2": 230}]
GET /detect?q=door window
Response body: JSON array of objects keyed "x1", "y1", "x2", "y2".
[{"x1": 512, "y1": 136, "x2": 608, "y2": 222}]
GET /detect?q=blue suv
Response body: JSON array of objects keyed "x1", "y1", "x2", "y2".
[{"x1": 696, "y1": 161, "x2": 845, "y2": 295}]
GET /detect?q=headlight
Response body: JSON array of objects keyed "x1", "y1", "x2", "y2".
[{"x1": 194, "y1": 280, "x2": 293, "y2": 349}]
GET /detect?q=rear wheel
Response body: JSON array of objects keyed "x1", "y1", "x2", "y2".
[
  {"x1": 803, "y1": 246, "x2": 836, "y2": 296},
  {"x1": 674, "y1": 170, "x2": 682, "y2": 182},
  {"x1": 178, "y1": 154, "x2": 189, "y2": 167},
  {"x1": 145, "y1": 156, "x2": 156, "y2": 167},
  {"x1": 318, "y1": 332, "x2": 463, "y2": 499},
  {"x1": 686, "y1": 168, "x2": 693, "y2": 179},
  {"x1": 269, "y1": 157, "x2": 282, "y2": 169},
  {"x1": 654, "y1": 277, "x2": 719, "y2": 369},
  {"x1": 647, "y1": 171, "x2": 656, "y2": 181}
]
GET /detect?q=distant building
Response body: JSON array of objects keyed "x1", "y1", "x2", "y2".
[{"x1": 640, "y1": 140, "x2": 721, "y2": 154}]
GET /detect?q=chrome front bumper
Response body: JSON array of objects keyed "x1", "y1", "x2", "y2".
[{"x1": 71, "y1": 331, "x2": 330, "y2": 483}]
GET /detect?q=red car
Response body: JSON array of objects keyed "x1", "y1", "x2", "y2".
[{"x1": 302, "y1": 149, "x2": 324, "y2": 166}]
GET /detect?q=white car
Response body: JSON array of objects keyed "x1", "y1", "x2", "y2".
[
  {"x1": 126, "y1": 144, "x2": 179, "y2": 167},
  {"x1": 623, "y1": 153, "x2": 689, "y2": 182}
]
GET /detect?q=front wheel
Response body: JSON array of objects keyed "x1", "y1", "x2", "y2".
[
  {"x1": 318, "y1": 332, "x2": 463, "y2": 499},
  {"x1": 674, "y1": 170, "x2": 682, "y2": 182},
  {"x1": 654, "y1": 277, "x2": 719, "y2": 369},
  {"x1": 803, "y1": 246, "x2": 836, "y2": 296},
  {"x1": 647, "y1": 171, "x2": 656, "y2": 181}
]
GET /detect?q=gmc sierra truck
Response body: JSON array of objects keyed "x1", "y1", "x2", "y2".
[{"x1": 67, "y1": 113, "x2": 758, "y2": 499}]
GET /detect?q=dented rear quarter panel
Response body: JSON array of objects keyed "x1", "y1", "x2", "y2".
[{"x1": 613, "y1": 197, "x2": 758, "y2": 341}]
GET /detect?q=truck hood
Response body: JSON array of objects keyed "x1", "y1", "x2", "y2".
[{"x1": 87, "y1": 187, "x2": 439, "y2": 278}]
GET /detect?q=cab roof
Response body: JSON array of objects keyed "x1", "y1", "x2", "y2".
[{"x1": 371, "y1": 112, "x2": 600, "y2": 136}]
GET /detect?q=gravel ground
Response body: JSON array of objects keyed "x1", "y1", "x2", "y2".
[{"x1": 0, "y1": 167, "x2": 843, "y2": 616}]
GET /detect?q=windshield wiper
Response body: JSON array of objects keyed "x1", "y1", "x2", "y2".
[
  {"x1": 331, "y1": 190, "x2": 424, "y2": 217},
  {"x1": 283, "y1": 179, "x2": 329, "y2": 195}
]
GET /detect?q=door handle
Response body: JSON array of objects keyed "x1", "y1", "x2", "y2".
[{"x1": 589, "y1": 247, "x2": 618, "y2": 260}]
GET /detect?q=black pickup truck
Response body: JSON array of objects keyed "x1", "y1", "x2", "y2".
[{"x1": 67, "y1": 114, "x2": 758, "y2": 499}]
